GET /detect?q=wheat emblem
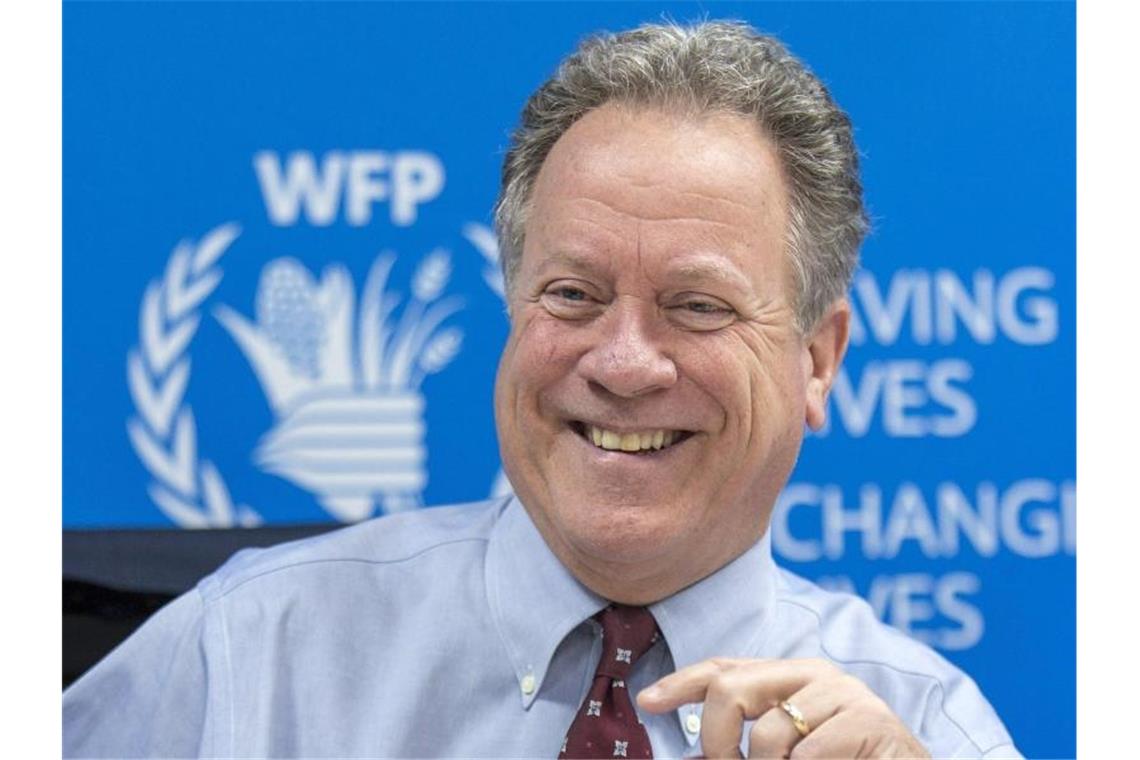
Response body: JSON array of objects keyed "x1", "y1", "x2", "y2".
[
  {"x1": 462, "y1": 222, "x2": 504, "y2": 298},
  {"x1": 126, "y1": 223, "x2": 261, "y2": 528},
  {"x1": 462, "y1": 222, "x2": 516, "y2": 499},
  {"x1": 215, "y1": 248, "x2": 465, "y2": 521}
]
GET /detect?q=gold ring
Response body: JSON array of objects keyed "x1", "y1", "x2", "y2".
[{"x1": 779, "y1": 699, "x2": 810, "y2": 737}]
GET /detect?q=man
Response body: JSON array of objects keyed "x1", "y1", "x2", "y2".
[{"x1": 64, "y1": 21, "x2": 1019, "y2": 758}]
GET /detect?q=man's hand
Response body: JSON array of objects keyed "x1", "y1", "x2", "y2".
[{"x1": 636, "y1": 658, "x2": 931, "y2": 759}]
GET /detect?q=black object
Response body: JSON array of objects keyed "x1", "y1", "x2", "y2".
[{"x1": 63, "y1": 524, "x2": 337, "y2": 688}]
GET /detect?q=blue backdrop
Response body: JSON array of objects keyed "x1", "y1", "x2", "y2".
[{"x1": 64, "y1": 2, "x2": 1075, "y2": 756}]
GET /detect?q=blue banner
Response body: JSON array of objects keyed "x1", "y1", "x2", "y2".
[{"x1": 64, "y1": 2, "x2": 1075, "y2": 756}]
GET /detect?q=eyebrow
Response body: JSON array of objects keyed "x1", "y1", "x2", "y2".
[
  {"x1": 533, "y1": 250, "x2": 610, "y2": 278},
  {"x1": 666, "y1": 256, "x2": 754, "y2": 294},
  {"x1": 532, "y1": 249, "x2": 755, "y2": 294}
]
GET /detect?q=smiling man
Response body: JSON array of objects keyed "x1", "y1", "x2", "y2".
[
  {"x1": 65, "y1": 21, "x2": 1020, "y2": 759},
  {"x1": 496, "y1": 103, "x2": 819, "y2": 610}
]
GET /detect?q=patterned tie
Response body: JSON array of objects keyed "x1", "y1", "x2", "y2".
[{"x1": 559, "y1": 605, "x2": 660, "y2": 759}]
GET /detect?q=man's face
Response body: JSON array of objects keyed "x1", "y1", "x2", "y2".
[{"x1": 495, "y1": 104, "x2": 842, "y2": 602}]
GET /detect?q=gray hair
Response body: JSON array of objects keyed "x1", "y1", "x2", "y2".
[{"x1": 494, "y1": 20, "x2": 867, "y2": 333}]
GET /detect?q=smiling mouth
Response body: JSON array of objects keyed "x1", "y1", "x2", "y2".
[{"x1": 569, "y1": 421, "x2": 695, "y2": 454}]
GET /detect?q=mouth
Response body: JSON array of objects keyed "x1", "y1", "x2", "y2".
[{"x1": 568, "y1": 421, "x2": 695, "y2": 454}]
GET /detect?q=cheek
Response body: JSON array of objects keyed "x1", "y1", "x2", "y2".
[
  {"x1": 698, "y1": 337, "x2": 806, "y2": 445},
  {"x1": 684, "y1": 336, "x2": 772, "y2": 428},
  {"x1": 496, "y1": 315, "x2": 577, "y2": 415},
  {"x1": 527, "y1": 320, "x2": 572, "y2": 369},
  {"x1": 749, "y1": 366, "x2": 808, "y2": 451}
]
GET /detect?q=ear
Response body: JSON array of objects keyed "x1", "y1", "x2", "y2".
[{"x1": 803, "y1": 299, "x2": 850, "y2": 431}]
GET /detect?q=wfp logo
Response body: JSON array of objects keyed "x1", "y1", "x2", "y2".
[
  {"x1": 217, "y1": 248, "x2": 462, "y2": 520},
  {"x1": 126, "y1": 222, "x2": 483, "y2": 528}
]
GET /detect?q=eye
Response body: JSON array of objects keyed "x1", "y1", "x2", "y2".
[
  {"x1": 549, "y1": 285, "x2": 589, "y2": 301},
  {"x1": 683, "y1": 300, "x2": 727, "y2": 314},
  {"x1": 667, "y1": 295, "x2": 736, "y2": 330},
  {"x1": 540, "y1": 281, "x2": 602, "y2": 319}
]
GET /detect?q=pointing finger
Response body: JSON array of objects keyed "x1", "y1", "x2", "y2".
[
  {"x1": 637, "y1": 659, "x2": 844, "y2": 758},
  {"x1": 637, "y1": 659, "x2": 748, "y2": 712},
  {"x1": 638, "y1": 658, "x2": 831, "y2": 713}
]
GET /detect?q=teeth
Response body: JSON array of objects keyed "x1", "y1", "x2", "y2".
[{"x1": 584, "y1": 425, "x2": 684, "y2": 453}]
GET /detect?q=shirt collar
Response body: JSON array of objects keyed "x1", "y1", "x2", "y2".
[
  {"x1": 484, "y1": 496, "x2": 607, "y2": 709},
  {"x1": 485, "y1": 495, "x2": 779, "y2": 741}
]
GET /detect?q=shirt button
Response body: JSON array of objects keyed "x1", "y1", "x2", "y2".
[
  {"x1": 685, "y1": 713, "x2": 701, "y2": 734},
  {"x1": 521, "y1": 674, "x2": 536, "y2": 695}
]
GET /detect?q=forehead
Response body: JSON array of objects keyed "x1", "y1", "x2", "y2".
[{"x1": 524, "y1": 103, "x2": 790, "y2": 285}]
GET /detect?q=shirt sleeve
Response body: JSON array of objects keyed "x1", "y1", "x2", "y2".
[
  {"x1": 914, "y1": 660, "x2": 1024, "y2": 760},
  {"x1": 63, "y1": 588, "x2": 219, "y2": 758}
]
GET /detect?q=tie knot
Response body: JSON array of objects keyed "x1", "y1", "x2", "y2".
[{"x1": 594, "y1": 605, "x2": 660, "y2": 678}]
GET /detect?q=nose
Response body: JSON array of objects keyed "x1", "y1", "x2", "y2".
[{"x1": 577, "y1": 300, "x2": 678, "y2": 398}]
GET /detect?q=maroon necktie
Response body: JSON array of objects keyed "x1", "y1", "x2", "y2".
[{"x1": 559, "y1": 605, "x2": 660, "y2": 759}]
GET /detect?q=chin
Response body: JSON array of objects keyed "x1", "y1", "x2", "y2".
[{"x1": 556, "y1": 497, "x2": 686, "y2": 565}]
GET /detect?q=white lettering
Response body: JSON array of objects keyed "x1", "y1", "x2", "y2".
[
  {"x1": 997, "y1": 267, "x2": 1058, "y2": 345},
  {"x1": 828, "y1": 363, "x2": 884, "y2": 438},
  {"x1": 1063, "y1": 480, "x2": 1076, "y2": 555},
  {"x1": 345, "y1": 152, "x2": 390, "y2": 225},
  {"x1": 823, "y1": 484, "x2": 883, "y2": 559},
  {"x1": 847, "y1": 300, "x2": 867, "y2": 346},
  {"x1": 255, "y1": 150, "x2": 345, "y2": 226},
  {"x1": 910, "y1": 271, "x2": 933, "y2": 344},
  {"x1": 928, "y1": 360, "x2": 976, "y2": 437},
  {"x1": 882, "y1": 361, "x2": 928, "y2": 437},
  {"x1": 825, "y1": 360, "x2": 976, "y2": 439},
  {"x1": 848, "y1": 268, "x2": 1058, "y2": 347},
  {"x1": 392, "y1": 152, "x2": 445, "y2": 226},
  {"x1": 886, "y1": 573, "x2": 937, "y2": 633},
  {"x1": 773, "y1": 479, "x2": 1075, "y2": 560},
  {"x1": 828, "y1": 572, "x2": 985, "y2": 652},
  {"x1": 1001, "y1": 479, "x2": 1060, "y2": 557},
  {"x1": 854, "y1": 270, "x2": 914, "y2": 345},
  {"x1": 936, "y1": 481, "x2": 999, "y2": 556},
  {"x1": 254, "y1": 150, "x2": 445, "y2": 227},
  {"x1": 934, "y1": 572, "x2": 984, "y2": 650},
  {"x1": 936, "y1": 269, "x2": 996, "y2": 344},
  {"x1": 882, "y1": 483, "x2": 941, "y2": 558}
]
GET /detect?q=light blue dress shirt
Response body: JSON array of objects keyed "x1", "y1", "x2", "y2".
[{"x1": 64, "y1": 495, "x2": 1020, "y2": 758}]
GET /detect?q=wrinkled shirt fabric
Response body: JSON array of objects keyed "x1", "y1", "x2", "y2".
[{"x1": 64, "y1": 496, "x2": 1021, "y2": 758}]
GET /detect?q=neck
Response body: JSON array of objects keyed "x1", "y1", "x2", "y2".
[{"x1": 534, "y1": 517, "x2": 764, "y2": 606}]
